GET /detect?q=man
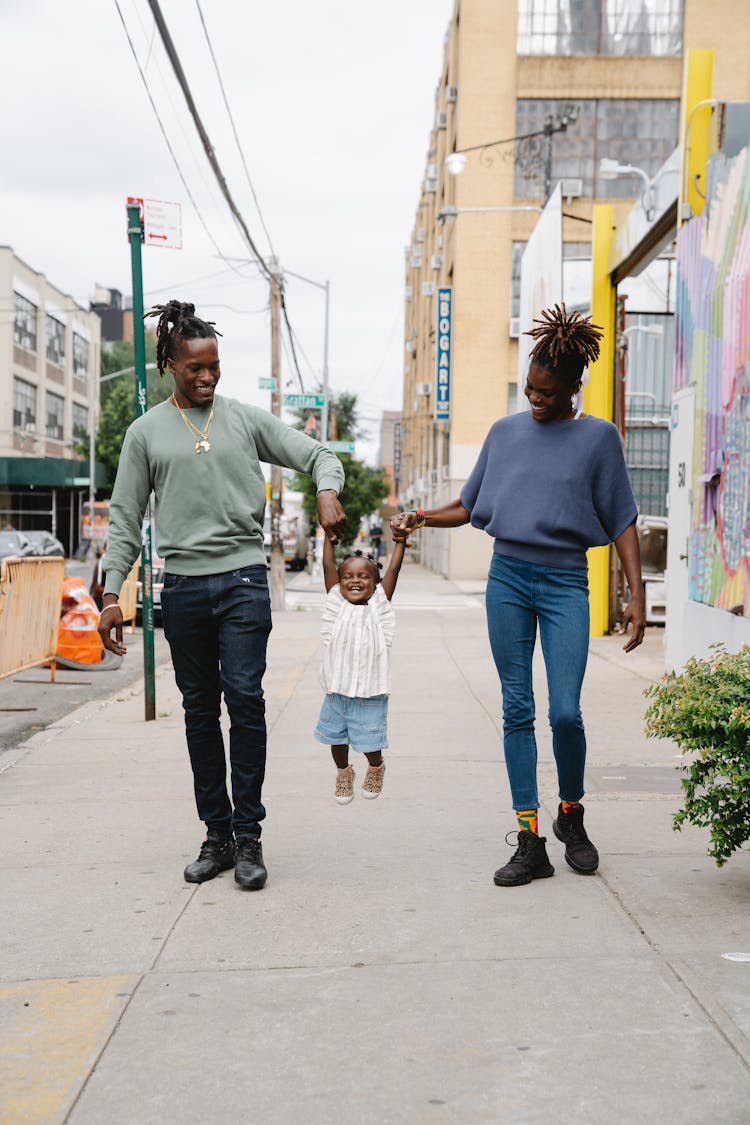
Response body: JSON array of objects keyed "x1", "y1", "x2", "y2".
[{"x1": 99, "y1": 300, "x2": 345, "y2": 890}]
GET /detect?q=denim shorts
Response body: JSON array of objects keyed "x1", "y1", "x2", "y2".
[{"x1": 314, "y1": 692, "x2": 389, "y2": 752}]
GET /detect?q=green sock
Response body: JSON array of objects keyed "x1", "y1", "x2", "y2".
[{"x1": 516, "y1": 809, "x2": 538, "y2": 835}]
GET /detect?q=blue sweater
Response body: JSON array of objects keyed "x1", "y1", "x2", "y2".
[{"x1": 459, "y1": 412, "x2": 637, "y2": 569}]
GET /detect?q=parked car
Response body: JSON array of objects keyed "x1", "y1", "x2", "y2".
[
  {"x1": 25, "y1": 530, "x2": 66, "y2": 558},
  {"x1": 0, "y1": 529, "x2": 34, "y2": 560}
]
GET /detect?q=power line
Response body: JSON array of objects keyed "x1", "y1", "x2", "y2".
[
  {"x1": 280, "y1": 291, "x2": 306, "y2": 393},
  {"x1": 112, "y1": 0, "x2": 251, "y2": 281},
  {"x1": 195, "y1": 0, "x2": 277, "y2": 260},
  {"x1": 146, "y1": 0, "x2": 271, "y2": 280}
]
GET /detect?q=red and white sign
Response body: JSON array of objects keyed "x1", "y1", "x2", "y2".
[{"x1": 127, "y1": 196, "x2": 182, "y2": 250}]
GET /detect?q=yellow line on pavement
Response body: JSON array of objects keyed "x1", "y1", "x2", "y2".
[{"x1": 0, "y1": 975, "x2": 138, "y2": 1124}]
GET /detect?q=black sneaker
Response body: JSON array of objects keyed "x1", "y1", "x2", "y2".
[
  {"x1": 553, "y1": 803, "x2": 599, "y2": 874},
  {"x1": 235, "y1": 837, "x2": 267, "y2": 890},
  {"x1": 184, "y1": 831, "x2": 236, "y2": 884},
  {"x1": 493, "y1": 830, "x2": 555, "y2": 887}
]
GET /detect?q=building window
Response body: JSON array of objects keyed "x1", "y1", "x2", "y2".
[
  {"x1": 46, "y1": 316, "x2": 66, "y2": 366},
  {"x1": 14, "y1": 292, "x2": 37, "y2": 351},
  {"x1": 510, "y1": 242, "x2": 527, "y2": 319},
  {"x1": 13, "y1": 377, "x2": 36, "y2": 431},
  {"x1": 517, "y1": 0, "x2": 683, "y2": 56},
  {"x1": 514, "y1": 98, "x2": 679, "y2": 198},
  {"x1": 72, "y1": 332, "x2": 89, "y2": 378},
  {"x1": 72, "y1": 401, "x2": 88, "y2": 439},
  {"x1": 45, "y1": 392, "x2": 65, "y2": 441}
]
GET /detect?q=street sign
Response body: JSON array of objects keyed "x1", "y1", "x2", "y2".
[
  {"x1": 328, "y1": 441, "x2": 355, "y2": 454},
  {"x1": 284, "y1": 393, "x2": 325, "y2": 409},
  {"x1": 127, "y1": 196, "x2": 182, "y2": 249},
  {"x1": 259, "y1": 377, "x2": 277, "y2": 390},
  {"x1": 435, "y1": 287, "x2": 452, "y2": 421}
]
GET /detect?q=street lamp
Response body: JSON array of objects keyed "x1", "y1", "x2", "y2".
[
  {"x1": 599, "y1": 158, "x2": 655, "y2": 220},
  {"x1": 438, "y1": 204, "x2": 543, "y2": 224},
  {"x1": 444, "y1": 104, "x2": 580, "y2": 202}
]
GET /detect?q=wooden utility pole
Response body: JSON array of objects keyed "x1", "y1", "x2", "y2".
[{"x1": 269, "y1": 261, "x2": 285, "y2": 611}]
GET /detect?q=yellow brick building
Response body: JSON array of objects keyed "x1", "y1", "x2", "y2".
[{"x1": 399, "y1": 0, "x2": 750, "y2": 580}]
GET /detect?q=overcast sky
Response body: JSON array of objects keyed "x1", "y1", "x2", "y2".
[{"x1": 1, "y1": 0, "x2": 452, "y2": 461}]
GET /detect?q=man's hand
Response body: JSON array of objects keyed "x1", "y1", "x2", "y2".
[
  {"x1": 98, "y1": 596, "x2": 127, "y2": 656},
  {"x1": 390, "y1": 512, "x2": 418, "y2": 534},
  {"x1": 317, "y1": 490, "x2": 347, "y2": 543}
]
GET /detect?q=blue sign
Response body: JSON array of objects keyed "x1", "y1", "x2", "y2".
[{"x1": 435, "y1": 287, "x2": 452, "y2": 421}]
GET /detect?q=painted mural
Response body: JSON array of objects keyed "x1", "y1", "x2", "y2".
[{"x1": 674, "y1": 144, "x2": 750, "y2": 615}]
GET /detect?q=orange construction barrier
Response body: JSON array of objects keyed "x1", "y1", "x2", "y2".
[
  {"x1": 0, "y1": 557, "x2": 65, "y2": 681},
  {"x1": 57, "y1": 576, "x2": 104, "y2": 665}
]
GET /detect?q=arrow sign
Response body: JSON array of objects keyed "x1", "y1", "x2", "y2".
[
  {"x1": 284, "y1": 393, "x2": 325, "y2": 409},
  {"x1": 128, "y1": 197, "x2": 182, "y2": 250}
]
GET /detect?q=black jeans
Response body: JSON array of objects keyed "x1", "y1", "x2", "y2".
[{"x1": 160, "y1": 565, "x2": 272, "y2": 839}]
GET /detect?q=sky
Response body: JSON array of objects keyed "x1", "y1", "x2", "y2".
[{"x1": 1, "y1": 0, "x2": 453, "y2": 463}]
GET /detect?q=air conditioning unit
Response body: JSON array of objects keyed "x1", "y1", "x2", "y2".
[
  {"x1": 436, "y1": 112, "x2": 448, "y2": 130},
  {"x1": 509, "y1": 316, "x2": 521, "y2": 338},
  {"x1": 405, "y1": 340, "x2": 416, "y2": 354},
  {"x1": 24, "y1": 423, "x2": 36, "y2": 433},
  {"x1": 446, "y1": 85, "x2": 458, "y2": 103},
  {"x1": 560, "y1": 177, "x2": 583, "y2": 200},
  {"x1": 416, "y1": 227, "x2": 426, "y2": 243},
  {"x1": 425, "y1": 177, "x2": 438, "y2": 193},
  {"x1": 426, "y1": 163, "x2": 438, "y2": 179},
  {"x1": 416, "y1": 382, "x2": 432, "y2": 396},
  {"x1": 404, "y1": 285, "x2": 412, "y2": 301},
  {"x1": 422, "y1": 282, "x2": 435, "y2": 297},
  {"x1": 436, "y1": 234, "x2": 444, "y2": 251},
  {"x1": 411, "y1": 251, "x2": 422, "y2": 268},
  {"x1": 430, "y1": 254, "x2": 443, "y2": 270}
]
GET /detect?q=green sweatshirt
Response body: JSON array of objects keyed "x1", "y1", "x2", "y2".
[{"x1": 103, "y1": 395, "x2": 345, "y2": 596}]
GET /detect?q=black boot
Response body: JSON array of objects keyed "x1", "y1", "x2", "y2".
[
  {"x1": 553, "y1": 803, "x2": 599, "y2": 874},
  {"x1": 235, "y1": 837, "x2": 267, "y2": 890},
  {"x1": 184, "y1": 831, "x2": 236, "y2": 884},
  {"x1": 493, "y1": 830, "x2": 555, "y2": 887}
]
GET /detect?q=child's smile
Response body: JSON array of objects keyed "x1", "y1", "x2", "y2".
[{"x1": 339, "y1": 557, "x2": 378, "y2": 604}]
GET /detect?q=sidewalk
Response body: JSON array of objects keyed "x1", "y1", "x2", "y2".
[{"x1": 1, "y1": 561, "x2": 749, "y2": 1123}]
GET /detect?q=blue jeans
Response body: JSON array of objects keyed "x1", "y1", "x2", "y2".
[
  {"x1": 160, "y1": 565, "x2": 272, "y2": 839},
  {"x1": 485, "y1": 553, "x2": 589, "y2": 810}
]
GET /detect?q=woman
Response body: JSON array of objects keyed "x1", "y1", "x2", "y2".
[
  {"x1": 393, "y1": 304, "x2": 645, "y2": 887},
  {"x1": 99, "y1": 300, "x2": 346, "y2": 890}
]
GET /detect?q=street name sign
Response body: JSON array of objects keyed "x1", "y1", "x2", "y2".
[
  {"x1": 127, "y1": 196, "x2": 182, "y2": 249},
  {"x1": 284, "y1": 393, "x2": 325, "y2": 408},
  {"x1": 259, "y1": 377, "x2": 277, "y2": 390},
  {"x1": 328, "y1": 441, "x2": 355, "y2": 454}
]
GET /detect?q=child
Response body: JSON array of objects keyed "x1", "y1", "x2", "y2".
[{"x1": 314, "y1": 526, "x2": 408, "y2": 803}]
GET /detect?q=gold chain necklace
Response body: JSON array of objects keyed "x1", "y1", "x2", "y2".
[{"x1": 171, "y1": 394, "x2": 215, "y2": 454}]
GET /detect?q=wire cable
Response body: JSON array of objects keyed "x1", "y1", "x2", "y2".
[
  {"x1": 146, "y1": 0, "x2": 271, "y2": 280},
  {"x1": 195, "y1": 0, "x2": 277, "y2": 260},
  {"x1": 113, "y1": 0, "x2": 252, "y2": 281},
  {"x1": 280, "y1": 291, "x2": 306, "y2": 393}
]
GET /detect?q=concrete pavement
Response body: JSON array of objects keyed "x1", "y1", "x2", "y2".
[{"x1": 1, "y1": 560, "x2": 749, "y2": 1123}]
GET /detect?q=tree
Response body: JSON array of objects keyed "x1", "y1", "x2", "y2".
[
  {"x1": 290, "y1": 391, "x2": 389, "y2": 548},
  {"x1": 92, "y1": 337, "x2": 171, "y2": 490}
]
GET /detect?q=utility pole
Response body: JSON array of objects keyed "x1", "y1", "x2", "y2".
[
  {"x1": 268, "y1": 261, "x2": 285, "y2": 612},
  {"x1": 127, "y1": 200, "x2": 156, "y2": 721}
]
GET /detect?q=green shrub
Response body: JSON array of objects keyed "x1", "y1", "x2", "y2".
[{"x1": 643, "y1": 644, "x2": 750, "y2": 866}]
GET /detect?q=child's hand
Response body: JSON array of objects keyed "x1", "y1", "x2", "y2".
[{"x1": 390, "y1": 524, "x2": 412, "y2": 546}]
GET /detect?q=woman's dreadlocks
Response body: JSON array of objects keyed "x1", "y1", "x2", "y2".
[
  {"x1": 524, "y1": 303, "x2": 602, "y2": 387},
  {"x1": 145, "y1": 299, "x2": 222, "y2": 375}
]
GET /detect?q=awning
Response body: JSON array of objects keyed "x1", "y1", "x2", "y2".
[{"x1": 0, "y1": 457, "x2": 107, "y2": 489}]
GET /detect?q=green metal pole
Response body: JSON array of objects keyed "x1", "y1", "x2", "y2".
[{"x1": 127, "y1": 201, "x2": 156, "y2": 721}]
